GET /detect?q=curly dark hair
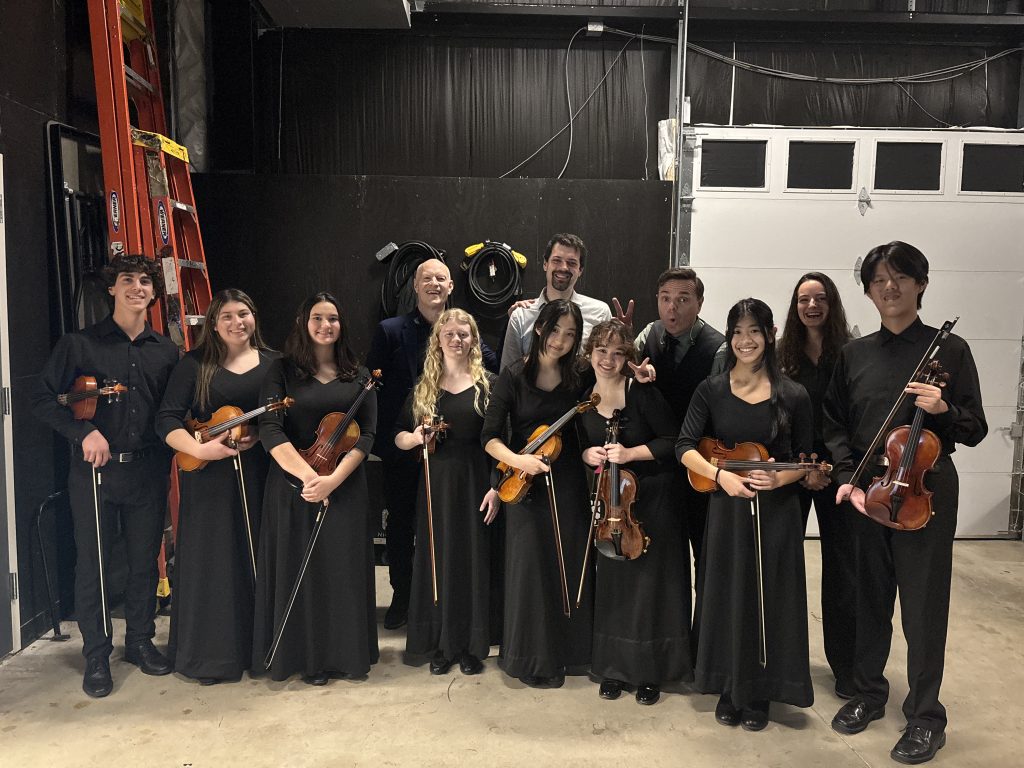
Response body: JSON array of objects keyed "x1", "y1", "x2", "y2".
[
  {"x1": 102, "y1": 254, "x2": 164, "y2": 304},
  {"x1": 581, "y1": 318, "x2": 638, "y2": 376}
]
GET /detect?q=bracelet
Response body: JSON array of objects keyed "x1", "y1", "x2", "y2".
[{"x1": 714, "y1": 467, "x2": 722, "y2": 486}]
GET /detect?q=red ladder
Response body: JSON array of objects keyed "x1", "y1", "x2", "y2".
[{"x1": 87, "y1": 0, "x2": 212, "y2": 350}]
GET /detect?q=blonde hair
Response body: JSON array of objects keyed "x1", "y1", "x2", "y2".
[{"x1": 412, "y1": 309, "x2": 490, "y2": 424}]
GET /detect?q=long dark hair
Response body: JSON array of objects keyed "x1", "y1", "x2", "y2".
[
  {"x1": 284, "y1": 292, "x2": 359, "y2": 382},
  {"x1": 778, "y1": 272, "x2": 852, "y2": 376},
  {"x1": 193, "y1": 289, "x2": 271, "y2": 411},
  {"x1": 724, "y1": 298, "x2": 788, "y2": 442},
  {"x1": 523, "y1": 299, "x2": 583, "y2": 391}
]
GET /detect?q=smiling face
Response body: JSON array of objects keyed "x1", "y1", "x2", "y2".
[
  {"x1": 543, "y1": 243, "x2": 583, "y2": 295},
  {"x1": 796, "y1": 279, "x2": 829, "y2": 330},
  {"x1": 590, "y1": 334, "x2": 629, "y2": 380},
  {"x1": 306, "y1": 300, "x2": 341, "y2": 347},
  {"x1": 537, "y1": 312, "x2": 578, "y2": 362},
  {"x1": 731, "y1": 314, "x2": 770, "y2": 367},
  {"x1": 657, "y1": 278, "x2": 701, "y2": 336},
  {"x1": 215, "y1": 300, "x2": 256, "y2": 350},
  {"x1": 439, "y1": 319, "x2": 473, "y2": 363},
  {"x1": 107, "y1": 271, "x2": 155, "y2": 314},
  {"x1": 867, "y1": 261, "x2": 924, "y2": 325},
  {"x1": 414, "y1": 260, "x2": 453, "y2": 314}
]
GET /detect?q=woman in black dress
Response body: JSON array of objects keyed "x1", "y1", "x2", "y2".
[
  {"x1": 482, "y1": 299, "x2": 591, "y2": 688},
  {"x1": 253, "y1": 292, "x2": 379, "y2": 685},
  {"x1": 579, "y1": 320, "x2": 692, "y2": 705},
  {"x1": 677, "y1": 298, "x2": 814, "y2": 731},
  {"x1": 158, "y1": 289, "x2": 277, "y2": 685},
  {"x1": 778, "y1": 272, "x2": 856, "y2": 699},
  {"x1": 395, "y1": 308, "x2": 499, "y2": 676}
]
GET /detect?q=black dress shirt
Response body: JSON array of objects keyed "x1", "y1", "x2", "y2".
[
  {"x1": 33, "y1": 315, "x2": 180, "y2": 452},
  {"x1": 790, "y1": 351, "x2": 840, "y2": 458},
  {"x1": 822, "y1": 318, "x2": 987, "y2": 487}
]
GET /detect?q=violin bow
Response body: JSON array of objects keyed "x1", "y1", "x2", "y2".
[
  {"x1": 264, "y1": 498, "x2": 330, "y2": 669},
  {"x1": 543, "y1": 456, "x2": 571, "y2": 618},
  {"x1": 750, "y1": 491, "x2": 767, "y2": 669},
  {"x1": 91, "y1": 467, "x2": 112, "y2": 639},
  {"x1": 233, "y1": 449, "x2": 258, "y2": 584},
  {"x1": 575, "y1": 412, "x2": 616, "y2": 608},
  {"x1": 576, "y1": 462, "x2": 605, "y2": 608},
  {"x1": 848, "y1": 317, "x2": 958, "y2": 488},
  {"x1": 422, "y1": 415, "x2": 442, "y2": 606}
]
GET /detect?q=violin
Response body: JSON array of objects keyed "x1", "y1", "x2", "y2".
[
  {"x1": 416, "y1": 413, "x2": 449, "y2": 462},
  {"x1": 688, "y1": 437, "x2": 833, "y2": 493},
  {"x1": 176, "y1": 397, "x2": 294, "y2": 472},
  {"x1": 296, "y1": 369, "x2": 382, "y2": 479},
  {"x1": 495, "y1": 393, "x2": 600, "y2": 504},
  {"x1": 57, "y1": 375, "x2": 127, "y2": 420},
  {"x1": 592, "y1": 411, "x2": 649, "y2": 561},
  {"x1": 862, "y1": 360, "x2": 948, "y2": 531}
]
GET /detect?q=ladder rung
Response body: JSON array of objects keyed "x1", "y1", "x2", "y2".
[
  {"x1": 177, "y1": 258, "x2": 206, "y2": 271},
  {"x1": 119, "y1": 2, "x2": 149, "y2": 41},
  {"x1": 171, "y1": 199, "x2": 197, "y2": 215},
  {"x1": 184, "y1": 315, "x2": 206, "y2": 326},
  {"x1": 125, "y1": 65, "x2": 155, "y2": 94},
  {"x1": 131, "y1": 128, "x2": 190, "y2": 164}
]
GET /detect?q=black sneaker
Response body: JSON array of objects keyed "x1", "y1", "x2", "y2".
[{"x1": 384, "y1": 596, "x2": 408, "y2": 630}]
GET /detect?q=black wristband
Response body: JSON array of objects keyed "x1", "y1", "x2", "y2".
[{"x1": 714, "y1": 467, "x2": 722, "y2": 486}]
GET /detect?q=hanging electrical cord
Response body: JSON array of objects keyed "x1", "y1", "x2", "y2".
[
  {"x1": 378, "y1": 240, "x2": 446, "y2": 319},
  {"x1": 500, "y1": 30, "x2": 635, "y2": 179},
  {"x1": 557, "y1": 27, "x2": 585, "y2": 179},
  {"x1": 461, "y1": 241, "x2": 526, "y2": 318}
]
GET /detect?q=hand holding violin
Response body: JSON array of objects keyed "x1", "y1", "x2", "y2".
[
  {"x1": 193, "y1": 430, "x2": 239, "y2": 462},
  {"x1": 510, "y1": 453, "x2": 551, "y2": 476},
  {"x1": 906, "y1": 381, "x2": 948, "y2": 414},
  {"x1": 801, "y1": 468, "x2": 832, "y2": 491},
  {"x1": 582, "y1": 445, "x2": 608, "y2": 466},
  {"x1": 745, "y1": 458, "x2": 783, "y2": 492},
  {"x1": 301, "y1": 474, "x2": 339, "y2": 504},
  {"x1": 719, "y1": 470, "x2": 756, "y2": 498}
]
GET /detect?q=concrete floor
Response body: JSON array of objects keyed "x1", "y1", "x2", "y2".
[{"x1": 0, "y1": 540, "x2": 1021, "y2": 768}]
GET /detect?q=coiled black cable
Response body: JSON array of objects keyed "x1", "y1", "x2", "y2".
[
  {"x1": 462, "y1": 241, "x2": 523, "y2": 319},
  {"x1": 379, "y1": 240, "x2": 445, "y2": 319}
]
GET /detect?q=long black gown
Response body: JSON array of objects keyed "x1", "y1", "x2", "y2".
[
  {"x1": 579, "y1": 380, "x2": 693, "y2": 688},
  {"x1": 400, "y1": 385, "x2": 493, "y2": 663},
  {"x1": 676, "y1": 372, "x2": 814, "y2": 708},
  {"x1": 253, "y1": 360, "x2": 379, "y2": 681},
  {"x1": 156, "y1": 349, "x2": 277, "y2": 681},
  {"x1": 480, "y1": 360, "x2": 592, "y2": 680}
]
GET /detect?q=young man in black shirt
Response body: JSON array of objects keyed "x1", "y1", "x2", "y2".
[
  {"x1": 823, "y1": 242, "x2": 987, "y2": 764},
  {"x1": 34, "y1": 254, "x2": 179, "y2": 698}
]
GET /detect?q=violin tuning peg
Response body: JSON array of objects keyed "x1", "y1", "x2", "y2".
[{"x1": 810, "y1": 452, "x2": 818, "y2": 461}]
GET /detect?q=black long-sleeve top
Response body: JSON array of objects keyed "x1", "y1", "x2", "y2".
[
  {"x1": 822, "y1": 318, "x2": 987, "y2": 487},
  {"x1": 32, "y1": 315, "x2": 179, "y2": 452},
  {"x1": 788, "y1": 350, "x2": 840, "y2": 458},
  {"x1": 258, "y1": 358, "x2": 376, "y2": 458}
]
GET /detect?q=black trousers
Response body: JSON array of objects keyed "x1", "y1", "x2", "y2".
[
  {"x1": 67, "y1": 453, "x2": 168, "y2": 660},
  {"x1": 382, "y1": 454, "x2": 418, "y2": 602},
  {"x1": 799, "y1": 483, "x2": 857, "y2": 687},
  {"x1": 851, "y1": 457, "x2": 958, "y2": 731}
]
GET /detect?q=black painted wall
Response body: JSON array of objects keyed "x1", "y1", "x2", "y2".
[
  {"x1": 192, "y1": 174, "x2": 671, "y2": 358},
  {"x1": 0, "y1": 0, "x2": 76, "y2": 646}
]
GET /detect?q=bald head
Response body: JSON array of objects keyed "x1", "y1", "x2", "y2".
[{"x1": 414, "y1": 258, "x2": 453, "y2": 322}]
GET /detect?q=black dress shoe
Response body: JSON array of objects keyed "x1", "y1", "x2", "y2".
[
  {"x1": 891, "y1": 726, "x2": 946, "y2": 765},
  {"x1": 599, "y1": 679, "x2": 623, "y2": 700},
  {"x1": 832, "y1": 697, "x2": 885, "y2": 735},
  {"x1": 458, "y1": 654, "x2": 483, "y2": 675},
  {"x1": 429, "y1": 652, "x2": 453, "y2": 675},
  {"x1": 83, "y1": 656, "x2": 113, "y2": 698},
  {"x1": 715, "y1": 693, "x2": 740, "y2": 726},
  {"x1": 741, "y1": 701, "x2": 770, "y2": 731},
  {"x1": 123, "y1": 640, "x2": 172, "y2": 676},
  {"x1": 636, "y1": 685, "x2": 660, "y2": 705},
  {"x1": 198, "y1": 677, "x2": 219, "y2": 686},
  {"x1": 383, "y1": 596, "x2": 408, "y2": 630},
  {"x1": 303, "y1": 672, "x2": 329, "y2": 686}
]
